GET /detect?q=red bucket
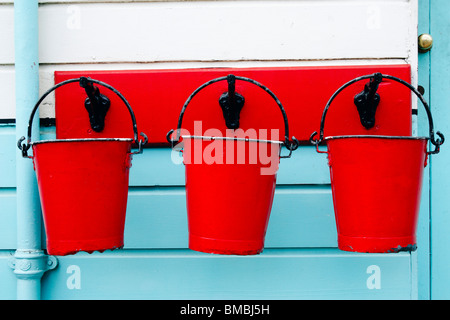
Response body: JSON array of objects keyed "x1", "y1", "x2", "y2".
[
  {"x1": 326, "y1": 136, "x2": 427, "y2": 253},
  {"x1": 18, "y1": 77, "x2": 147, "y2": 256},
  {"x1": 310, "y1": 73, "x2": 444, "y2": 253},
  {"x1": 168, "y1": 75, "x2": 298, "y2": 255},
  {"x1": 183, "y1": 136, "x2": 282, "y2": 255}
]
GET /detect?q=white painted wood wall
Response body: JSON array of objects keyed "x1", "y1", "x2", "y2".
[{"x1": 1, "y1": 0, "x2": 418, "y2": 119}]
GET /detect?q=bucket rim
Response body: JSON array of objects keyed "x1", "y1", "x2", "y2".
[
  {"x1": 181, "y1": 135, "x2": 284, "y2": 145},
  {"x1": 31, "y1": 138, "x2": 133, "y2": 146},
  {"x1": 324, "y1": 135, "x2": 429, "y2": 141}
]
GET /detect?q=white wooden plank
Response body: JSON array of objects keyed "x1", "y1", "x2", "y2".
[
  {"x1": 1, "y1": 0, "x2": 225, "y2": 3},
  {"x1": 0, "y1": 59, "x2": 411, "y2": 119},
  {"x1": 0, "y1": 0, "x2": 414, "y2": 5},
  {"x1": 0, "y1": 0, "x2": 417, "y2": 119},
  {"x1": 0, "y1": 1, "x2": 416, "y2": 64}
]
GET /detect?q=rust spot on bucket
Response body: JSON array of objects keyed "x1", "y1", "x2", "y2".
[{"x1": 388, "y1": 244, "x2": 417, "y2": 253}]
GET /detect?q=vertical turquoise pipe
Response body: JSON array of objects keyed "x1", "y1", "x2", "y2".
[{"x1": 13, "y1": 0, "x2": 50, "y2": 300}]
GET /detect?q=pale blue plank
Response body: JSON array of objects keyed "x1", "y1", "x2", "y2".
[
  {"x1": 11, "y1": 184, "x2": 335, "y2": 250},
  {"x1": 1, "y1": 155, "x2": 336, "y2": 250},
  {"x1": 40, "y1": 249, "x2": 413, "y2": 300},
  {"x1": 124, "y1": 186, "x2": 188, "y2": 248},
  {"x1": 123, "y1": 185, "x2": 336, "y2": 249},
  {"x1": 265, "y1": 185, "x2": 337, "y2": 247},
  {"x1": 130, "y1": 146, "x2": 330, "y2": 186},
  {"x1": 0, "y1": 251, "x2": 17, "y2": 299},
  {"x1": 0, "y1": 125, "x2": 16, "y2": 188},
  {"x1": 430, "y1": 0, "x2": 450, "y2": 300},
  {"x1": 0, "y1": 189, "x2": 16, "y2": 249},
  {"x1": 0, "y1": 128, "x2": 331, "y2": 187}
]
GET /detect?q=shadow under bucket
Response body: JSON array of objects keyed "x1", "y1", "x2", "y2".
[
  {"x1": 310, "y1": 73, "x2": 444, "y2": 253},
  {"x1": 18, "y1": 77, "x2": 147, "y2": 256}
]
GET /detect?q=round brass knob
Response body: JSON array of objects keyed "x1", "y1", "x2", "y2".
[{"x1": 418, "y1": 34, "x2": 433, "y2": 52}]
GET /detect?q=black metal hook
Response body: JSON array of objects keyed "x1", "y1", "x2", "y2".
[
  {"x1": 17, "y1": 136, "x2": 31, "y2": 159},
  {"x1": 167, "y1": 75, "x2": 298, "y2": 157},
  {"x1": 79, "y1": 76, "x2": 110, "y2": 132},
  {"x1": 18, "y1": 77, "x2": 147, "y2": 158},
  {"x1": 218, "y1": 74, "x2": 245, "y2": 129},
  {"x1": 354, "y1": 72, "x2": 382, "y2": 129},
  {"x1": 309, "y1": 73, "x2": 444, "y2": 155}
]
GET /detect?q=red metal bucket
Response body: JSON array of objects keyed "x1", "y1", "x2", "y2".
[
  {"x1": 326, "y1": 136, "x2": 427, "y2": 253},
  {"x1": 168, "y1": 75, "x2": 298, "y2": 255},
  {"x1": 310, "y1": 73, "x2": 444, "y2": 253},
  {"x1": 32, "y1": 139, "x2": 133, "y2": 255},
  {"x1": 183, "y1": 136, "x2": 281, "y2": 255},
  {"x1": 18, "y1": 77, "x2": 147, "y2": 256}
]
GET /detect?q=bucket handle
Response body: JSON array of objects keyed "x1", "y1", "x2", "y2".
[
  {"x1": 309, "y1": 73, "x2": 445, "y2": 155},
  {"x1": 166, "y1": 74, "x2": 299, "y2": 158},
  {"x1": 17, "y1": 77, "x2": 148, "y2": 158}
]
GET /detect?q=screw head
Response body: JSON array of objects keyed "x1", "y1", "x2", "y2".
[{"x1": 418, "y1": 34, "x2": 433, "y2": 53}]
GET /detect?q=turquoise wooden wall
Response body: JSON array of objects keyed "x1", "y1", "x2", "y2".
[
  {"x1": 0, "y1": 127, "x2": 417, "y2": 299},
  {"x1": 416, "y1": 0, "x2": 450, "y2": 300},
  {"x1": 417, "y1": 0, "x2": 431, "y2": 300},
  {"x1": 428, "y1": 0, "x2": 450, "y2": 300},
  {"x1": 2, "y1": 0, "x2": 450, "y2": 300}
]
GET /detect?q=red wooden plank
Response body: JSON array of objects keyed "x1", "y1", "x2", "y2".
[{"x1": 54, "y1": 65, "x2": 411, "y2": 145}]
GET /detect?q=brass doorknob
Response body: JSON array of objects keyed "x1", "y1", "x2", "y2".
[{"x1": 418, "y1": 34, "x2": 433, "y2": 52}]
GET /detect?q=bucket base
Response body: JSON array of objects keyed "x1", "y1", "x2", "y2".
[
  {"x1": 46, "y1": 236, "x2": 124, "y2": 256},
  {"x1": 338, "y1": 234, "x2": 417, "y2": 253},
  {"x1": 189, "y1": 234, "x2": 264, "y2": 255}
]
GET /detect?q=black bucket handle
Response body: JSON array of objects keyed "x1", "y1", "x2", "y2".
[
  {"x1": 166, "y1": 74, "x2": 299, "y2": 158},
  {"x1": 17, "y1": 77, "x2": 148, "y2": 158},
  {"x1": 309, "y1": 73, "x2": 445, "y2": 155}
]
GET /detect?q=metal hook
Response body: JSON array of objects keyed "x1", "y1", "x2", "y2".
[
  {"x1": 167, "y1": 75, "x2": 297, "y2": 158},
  {"x1": 18, "y1": 77, "x2": 146, "y2": 158},
  {"x1": 218, "y1": 74, "x2": 245, "y2": 129},
  {"x1": 131, "y1": 132, "x2": 149, "y2": 155},
  {"x1": 79, "y1": 77, "x2": 111, "y2": 132},
  {"x1": 17, "y1": 136, "x2": 32, "y2": 159},
  {"x1": 354, "y1": 72, "x2": 383, "y2": 129},
  {"x1": 280, "y1": 136, "x2": 299, "y2": 158},
  {"x1": 310, "y1": 73, "x2": 444, "y2": 155}
]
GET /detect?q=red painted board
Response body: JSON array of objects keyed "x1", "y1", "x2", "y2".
[{"x1": 54, "y1": 65, "x2": 412, "y2": 145}]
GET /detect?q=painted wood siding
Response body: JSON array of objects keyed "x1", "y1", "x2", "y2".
[
  {"x1": 0, "y1": 0, "x2": 418, "y2": 119},
  {"x1": 429, "y1": 0, "x2": 450, "y2": 300},
  {"x1": 0, "y1": 0, "x2": 422, "y2": 299}
]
